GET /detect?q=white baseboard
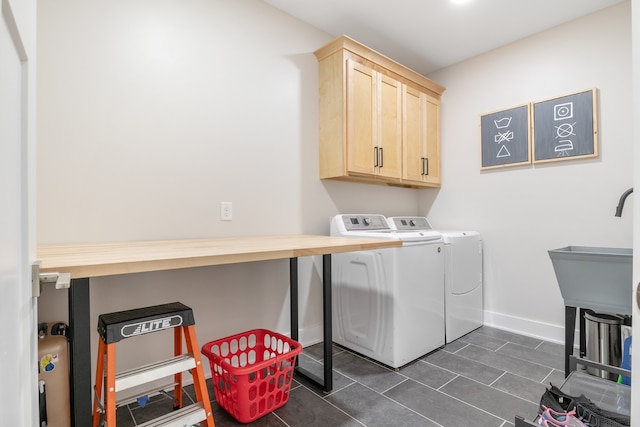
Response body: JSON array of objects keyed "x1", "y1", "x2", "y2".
[
  {"x1": 298, "y1": 311, "x2": 575, "y2": 348},
  {"x1": 483, "y1": 310, "x2": 574, "y2": 345},
  {"x1": 296, "y1": 323, "x2": 324, "y2": 347}
]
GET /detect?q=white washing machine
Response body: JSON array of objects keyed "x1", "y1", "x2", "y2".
[
  {"x1": 330, "y1": 214, "x2": 445, "y2": 368},
  {"x1": 388, "y1": 218, "x2": 483, "y2": 344}
]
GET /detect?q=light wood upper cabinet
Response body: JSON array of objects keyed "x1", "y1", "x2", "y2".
[{"x1": 314, "y1": 35, "x2": 445, "y2": 188}]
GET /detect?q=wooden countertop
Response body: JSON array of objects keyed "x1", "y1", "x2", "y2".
[{"x1": 37, "y1": 234, "x2": 402, "y2": 279}]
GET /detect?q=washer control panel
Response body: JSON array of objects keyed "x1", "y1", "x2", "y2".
[{"x1": 339, "y1": 214, "x2": 390, "y2": 231}]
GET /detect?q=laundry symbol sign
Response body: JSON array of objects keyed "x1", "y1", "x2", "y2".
[
  {"x1": 494, "y1": 130, "x2": 514, "y2": 144},
  {"x1": 493, "y1": 116, "x2": 514, "y2": 158},
  {"x1": 553, "y1": 102, "x2": 576, "y2": 157},
  {"x1": 482, "y1": 103, "x2": 532, "y2": 168},
  {"x1": 554, "y1": 102, "x2": 573, "y2": 120}
]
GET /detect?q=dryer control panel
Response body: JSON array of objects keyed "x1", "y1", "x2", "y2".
[{"x1": 388, "y1": 216, "x2": 433, "y2": 231}]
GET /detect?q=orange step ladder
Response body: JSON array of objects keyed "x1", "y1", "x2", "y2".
[{"x1": 92, "y1": 302, "x2": 215, "y2": 427}]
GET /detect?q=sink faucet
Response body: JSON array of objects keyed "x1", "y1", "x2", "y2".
[{"x1": 615, "y1": 188, "x2": 633, "y2": 217}]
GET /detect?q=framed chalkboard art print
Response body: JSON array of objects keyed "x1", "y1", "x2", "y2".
[
  {"x1": 480, "y1": 104, "x2": 531, "y2": 170},
  {"x1": 532, "y1": 88, "x2": 598, "y2": 163}
]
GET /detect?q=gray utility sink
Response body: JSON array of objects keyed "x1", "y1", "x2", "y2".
[{"x1": 548, "y1": 246, "x2": 632, "y2": 315}]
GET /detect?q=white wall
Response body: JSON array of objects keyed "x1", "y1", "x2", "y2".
[
  {"x1": 36, "y1": 0, "x2": 418, "y2": 377},
  {"x1": 427, "y1": 2, "x2": 633, "y2": 341}
]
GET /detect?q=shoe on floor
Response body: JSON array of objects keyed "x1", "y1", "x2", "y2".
[{"x1": 539, "y1": 405, "x2": 587, "y2": 427}]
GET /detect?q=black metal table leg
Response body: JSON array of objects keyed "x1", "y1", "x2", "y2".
[
  {"x1": 322, "y1": 254, "x2": 332, "y2": 391},
  {"x1": 290, "y1": 258, "x2": 299, "y2": 343},
  {"x1": 565, "y1": 305, "x2": 577, "y2": 377},
  {"x1": 291, "y1": 255, "x2": 333, "y2": 392},
  {"x1": 68, "y1": 278, "x2": 92, "y2": 427}
]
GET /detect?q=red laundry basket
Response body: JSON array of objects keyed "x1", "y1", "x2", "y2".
[{"x1": 201, "y1": 329, "x2": 302, "y2": 423}]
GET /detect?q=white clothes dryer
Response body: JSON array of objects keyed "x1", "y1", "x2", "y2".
[
  {"x1": 387, "y1": 218, "x2": 483, "y2": 344},
  {"x1": 330, "y1": 214, "x2": 445, "y2": 368},
  {"x1": 440, "y1": 231, "x2": 483, "y2": 343}
]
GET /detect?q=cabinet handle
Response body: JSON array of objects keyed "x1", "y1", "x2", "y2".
[
  {"x1": 424, "y1": 158, "x2": 429, "y2": 176},
  {"x1": 374, "y1": 147, "x2": 379, "y2": 167},
  {"x1": 421, "y1": 157, "x2": 425, "y2": 175},
  {"x1": 379, "y1": 148, "x2": 383, "y2": 168}
]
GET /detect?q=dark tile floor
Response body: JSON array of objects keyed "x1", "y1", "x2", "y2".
[{"x1": 114, "y1": 326, "x2": 566, "y2": 426}]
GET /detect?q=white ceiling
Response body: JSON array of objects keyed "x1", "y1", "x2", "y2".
[{"x1": 263, "y1": 0, "x2": 625, "y2": 75}]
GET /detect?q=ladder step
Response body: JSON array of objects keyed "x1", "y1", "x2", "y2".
[
  {"x1": 98, "y1": 302, "x2": 195, "y2": 344},
  {"x1": 136, "y1": 402, "x2": 207, "y2": 427},
  {"x1": 116, "y1": 354, "x2": 196, "y2": 392},
  {"x1": 116, "y1": 382, "x2": 179, "y2": 408}
]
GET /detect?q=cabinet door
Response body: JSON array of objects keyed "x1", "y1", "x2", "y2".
[
  {"x1": 346, "y1": 59, "x2": 402, "y2": 179},
  {"x1": 377, "y1": 73, "x2": 402, "y2": 179},
  {"x1": 423, "y1": 94, "x2": 441, "y2": 185},
  {"x1": 347, "y1": 60, "x2": 376, "y2": 175},
  {"x1": 403, "y1": 86, "x2": 441, "y2": 185},
  {"x1": 403, "y1": 85, "x2": 426, "y2": 182}
]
